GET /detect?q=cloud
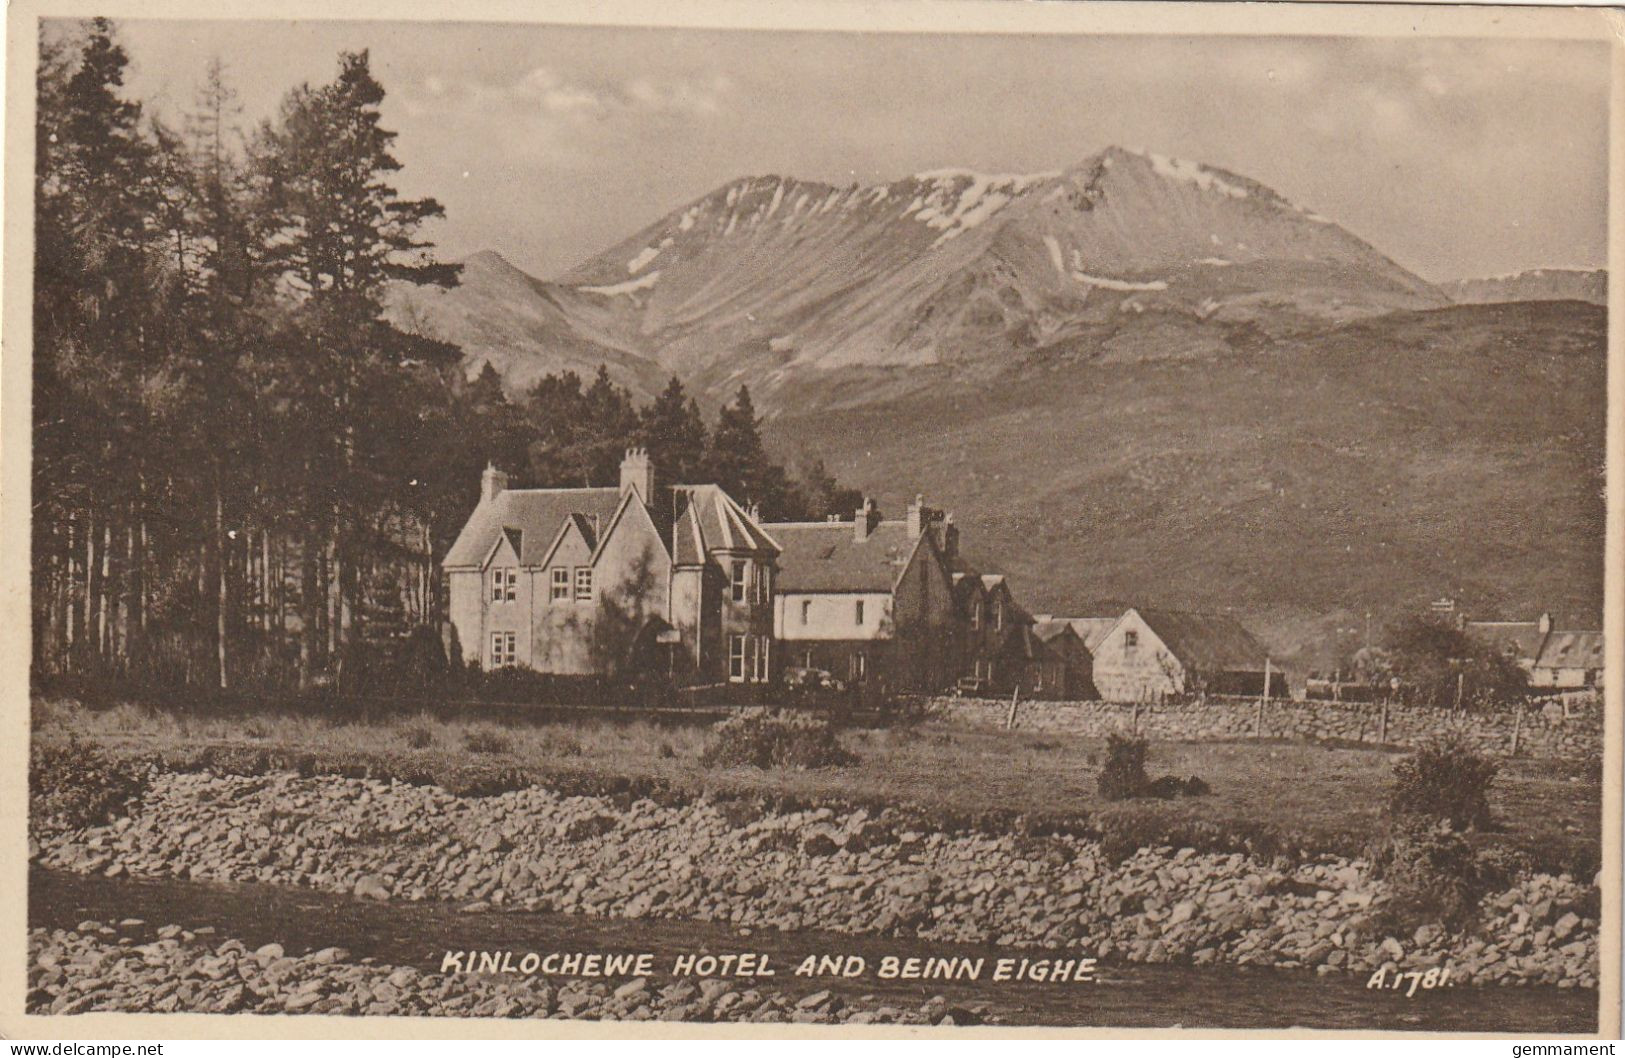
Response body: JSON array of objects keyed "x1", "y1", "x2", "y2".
[{"x1": 415, "y1": 66, "x2": 733, "y2": 122}]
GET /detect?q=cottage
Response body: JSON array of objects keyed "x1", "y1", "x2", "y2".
[
  {"x1": 441, "y1": 450, "x2": 779, "y2": 683},
  {"x1": 1090, "y1": 607, "x2": 1279, "y2": 702},
  {"x1": 765, "y1": 497, "x2": 959, "y2": 693},
  {"x1": 1463, "y1": 613, "x2": 1552, "y2": 674},
  {"x1": 1032, "y1": 619, "x2": 1096, "y2": 699},
  {"x1": 1530, "y1": 630, "x2": 1604, "y2": 689}
]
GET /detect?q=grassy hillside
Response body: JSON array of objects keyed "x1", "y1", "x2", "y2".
[{"x1": 766, "y1": 302, "x2": 1606, "y2": 672}]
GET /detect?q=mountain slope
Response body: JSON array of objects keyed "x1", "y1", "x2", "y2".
[
  {"x1": 385, "y1": 250, "x2": 666, "y2": 399},
  {"x1": 1442, "y1": 269, "x2": 1606, "y2": 307},
  {"x1": 765, "y1": 301, "x2": 1607, "y2": 670}
]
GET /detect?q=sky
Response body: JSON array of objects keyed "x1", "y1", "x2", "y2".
[{"x1": 75, "y1": 18, "x2": 1612, "y2": 284}]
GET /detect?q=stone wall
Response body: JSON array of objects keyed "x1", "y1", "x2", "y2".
[{"x1": 931, "y1": 694, "x2": 1602, "y2": 760}]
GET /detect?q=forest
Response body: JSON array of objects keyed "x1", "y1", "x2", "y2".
[{"x1": 31, "y1": 19, "x2": 859, "y2": 696}]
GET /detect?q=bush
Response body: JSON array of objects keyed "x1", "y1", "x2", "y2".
[
  {"x1": 1097, "y1": 733, "x2": 1150, "y2": 801},
  {"x1": 1389, "y1": 735, "x2": 1499, "y2": 830},
  {"x1": 462, "y1": 728, "x2": 512, "y2": 755},
  {"x1": 699, "y1": 708, "x2": 854, "y2": 770},
  {"x1": 30, "y1": 739, "x2": 153, "y2": 838},
  {"x1": 402, "y1": 723, "x2": 435, "y2": 750},
  {"x1": 1368, "y1": 816, "x2": 1490, "y2": 933}
]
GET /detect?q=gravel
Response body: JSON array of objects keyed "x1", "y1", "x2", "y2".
[{"x1": 32, "y1": 769, "x2": 1600, "y2": 991}]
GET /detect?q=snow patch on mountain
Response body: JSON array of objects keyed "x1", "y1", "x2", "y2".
[
  {"x1": 1044, "y1": 235, "x2": 1065, "y2": 276},
  {"x1": 581, "y1": 270, "x2": 661, "y2": 296},
  {"x1": 1146, "y1": 152, "x2": 1248, "y2": 199},
  {"x1": 1073, "y1": 271, "x2": 1168, "y2": 292},
  {"x1": 627, "y1": 246, "x2": 661, "y2": 273}
]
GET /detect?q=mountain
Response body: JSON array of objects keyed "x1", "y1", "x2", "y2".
[
  {"x1": 764, "y1": 300, "x2": 1607, "y2": 671},
  {"x1": 384, "y1": 249, "x2": 666, "y2": 399},
  {"x1": 1442, "y1": 269, "x2": 1606, "y2": 307},
  {"x1": 556, "y1": 146, "x2": 1447, "y2": 403},
  {"x1": 389, "y1": 147, "x2": 1449, "y2": 408}
]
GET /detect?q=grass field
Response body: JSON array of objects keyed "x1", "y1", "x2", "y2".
[{"x1": 32, "y1": 697, "x2": 1601, "y2": 871}]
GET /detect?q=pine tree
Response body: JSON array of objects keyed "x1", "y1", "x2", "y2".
[{"x1": 639, "y1": 376, "x2": 708, "y2": 484}]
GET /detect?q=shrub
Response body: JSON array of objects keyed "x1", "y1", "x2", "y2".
[
  {"x1": 1389, "y1": 735, "x2": 1499, "y2": 830},
  {"x1": 699, "y1": 709, "x2": 854, "y2": 770},
  {"x1": 30, "y1": 739, "x2": 153, "y2": 837},
  {"x1": 657, "y1": 741, "x2": 678, "y2": 760},
  {"x1": 1096, "y1": 733, "x2": 1150, "y2": 801},
  {"x1": 402, "y1": 724, "x2": 435, "y2": 750},
  {"x1": 462, "y1": 728, "x2": 512, "y2": 755},
  {"x1": 1368, "y1": 816, "x2": 1490, "y2": 933}
]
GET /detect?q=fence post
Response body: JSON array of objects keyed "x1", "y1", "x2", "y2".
[
  {"x1": 1254, "y1": 696, "x2": 1263, "y2": 738},
  {"x1": 1005, "y1": 686, "x2": 1020, "y2": 730},
  {"x1": 1510, "y1": 704, "x2": 1523, "y2": 757},
  {"x1": 1378, "y1": 698, "x2": 1389, "y2": 745}
]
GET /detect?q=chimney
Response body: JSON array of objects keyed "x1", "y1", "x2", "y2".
[
  {"x1": 620, "y1": 447, "x2": 654, "y2": 501},
  {"x1": 1538, "y1": 612, "x2": 1553, "y2": 636},
  {"x1": 940, "y1": 512, "x2": 959, "y2": 561},
  {"x1": 906, "y1": 494, "x2": 926, "y2": 539},
  {"x1": 481, "y1": 462, "x2": 509, "y2": 504},
  {"x1": 853, "y1": 497, "x2": 877, "y2": 542}
]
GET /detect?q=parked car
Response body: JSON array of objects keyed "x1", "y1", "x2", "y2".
[{"x1": 784, "y1": 666, "x2": 844, "y2": 692}]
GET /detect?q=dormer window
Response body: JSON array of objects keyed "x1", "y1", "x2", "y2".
[
  {"x1": 971, "y1": 600, "x2": 982, "y2": 629},
  {"x1": 491, "y1": 568, "x2": 516, "y2": 602},
  {"x1": 801, "y1": 599, "x2": 812, "y2": 625},
  {"x1": 1124, "y1": 629, "x2": 1139, "y2": 649},
  {"x1": 574, "y1": 567, "x2": 593, "y2": 602},
  {"x1": 994, "y1": 599, "x2": 1003, "y2": 630},
  {"x1": 731, "y1": 559, "x2": 749, "y2": 603},
  {"x1": 855, "y1": 600, "x2": 865, "y2": 625}
]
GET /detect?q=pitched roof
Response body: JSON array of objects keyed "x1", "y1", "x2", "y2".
[
  {"x1": 1001, "y1": 623, "x2": 1061, "y2": 662},
  {"x1": 1058, "y1": 616, "x2": 1121, "y2": 652},
  {"x1": 674, "y1": 485, "x2": 780, "y2": 557},
  {"x1": 444, "y1": 482, "x2": 777, "y2": 570},
  {"x1": 1464, "y1": 620, "x2": 1547, "y2": 663},
  {"x1": 444, "y1": 487, "x2": 622, "y2": 568},
  {"x1": 1134, "y1": 608, "x2": 1270, "y2": 673},
  {"x1": 1533, "y1": 630, "x2": 1603, "y2": 671},
  {"x1": 763, "y1": 520, "x2": 921, "y2": 593}
]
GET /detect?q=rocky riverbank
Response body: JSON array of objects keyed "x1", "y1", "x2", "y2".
[
  {"x1": 32, "y1": 769, "x2": 1600, "y2": 990},
  {"x1": 29, "y1": 922, "x2": 975, "y2": 1023}
]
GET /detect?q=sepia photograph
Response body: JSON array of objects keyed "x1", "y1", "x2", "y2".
[{"x1": 3, "y1": 0, "x2": 1619, "y2": 1040}]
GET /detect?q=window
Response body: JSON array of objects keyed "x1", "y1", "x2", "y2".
[
  {"x1": 753, "y1": 635, "x2": 770, "y2": 682},
  {"x1": 574, "y1": 567, "x2": 593, "y2": 602},
  {"x1": 490, "y1": 631, "x2": 516, "y2": 667},
  {"x1": 755, "y1": 564, "x2": 772, "y2": 606},
  {"x1": 1124, "y1": 629, "x2": 1138, "y2": 649},
  {"x1": 801, "y1": 599, "x2": 812, "y2": 625},
  {"x1": 491, "y1": 567, "x2": 516, "y2": 602},
  {"x1": 731, "y1": 559, "x2": 749, "y2": 603},
  {"x1": 994, "y1": 599, "x2": 1003, "y2": 630},
  {"x1": 550, "y1": 567, "x2": 569, "y2": 602},
  {"x1": 728, "y1": 634, "x2": 747, "y2": 682},
  {"x1": 855, "y1": 600, "x2": 865, "y2": 625},
  {"x1": 971, "y1": 600, "x2": 981, "y2": 629}
]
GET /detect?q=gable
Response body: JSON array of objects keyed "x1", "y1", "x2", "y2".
[
  {"x1": 537, "y1": 515, "x2": 595, "y2": 570},
  {"x1": 483, "y1": 530, "x2": 521, "y2": 570},
  {"x1": 593, "y1": 490, "x2": 672, "y2": 571}
]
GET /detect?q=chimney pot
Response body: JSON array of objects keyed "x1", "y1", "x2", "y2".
[
  {"x1": 854, "y1": 497, "x2": 876, "y2": 542},
  {"x1": 620, "y1": 448, "x2": 654, "y2": 500},
  {"x1": 481, "y1": 463, "x2": 509, "y2": 504}
]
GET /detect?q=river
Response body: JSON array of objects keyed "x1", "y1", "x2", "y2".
[{"x1": 30, "y1": 868, "x2": 1597, "y2": 1032}]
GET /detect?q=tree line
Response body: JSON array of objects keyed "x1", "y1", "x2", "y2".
[{"x1": 32, "y1": 19, "x2": 857, "y2": 697}]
